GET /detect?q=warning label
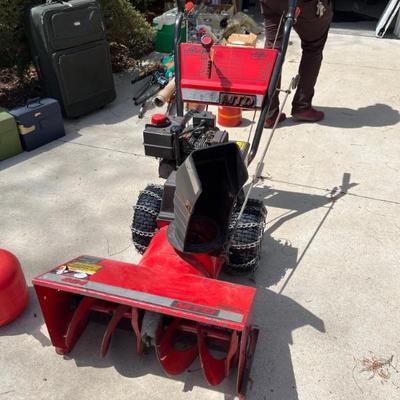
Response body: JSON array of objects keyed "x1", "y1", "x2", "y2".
[
  {"x1": 236, "y1": 141, "x2": 247, "y2": 151},
  {"x1": 53, "y1": 256, "x2": 104, "y2": 277},
  {"x1": 74, "y1": 255, "x2": 104, "y2": 264},
  {"x1": 64, "y1": 262, "x2": 102, "y2": 275}
]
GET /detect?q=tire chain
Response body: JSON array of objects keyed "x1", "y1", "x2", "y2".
[
  {"x1": 132, "y1": 204, "x2": 159, "y2": 217},
  {"x1": 226, "y1": 256, "x2": 260, "y2": 273},
  {"x1": 140, "y1": 189, "x2": 163, "y2": 201},
  {"x1": 132, "y1": 185, "x2": 266, "y2": 272},
  {"x1": 132, "y1": 241, "x2": 147, "y2": 253},
  {"x1": 131, "y1": 184, "x2": 164, "y2": 254},
  {"x1": 229, "y1": 216, "x2": 266, "y2": 250},
  {"x1": 131, "y1": 226, "x2": 156, "y2": 238}
]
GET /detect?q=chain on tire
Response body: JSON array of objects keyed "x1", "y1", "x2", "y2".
[
  {"x1": 226, "y1": 199, "x2": 267, "y2": 274},
  {"x1": 131, "y1": 184, "x2": 163, "y2": 254},
  {"x1": 132, "y1": 186, "x2": 267, "y2": 272}
]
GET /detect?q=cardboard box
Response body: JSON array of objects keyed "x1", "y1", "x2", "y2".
[{"x1": 227, "y1": 33, "x2": 257, "y2": 48}]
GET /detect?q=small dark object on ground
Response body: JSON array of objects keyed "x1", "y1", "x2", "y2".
[
  {"x1": 359, "y1": 354, "x2": 397, "y2": 381},
  {"x1": 352, "y1": 352, "x2": 400, "y2": 393}
]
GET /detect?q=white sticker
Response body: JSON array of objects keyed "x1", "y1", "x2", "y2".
[{"x1": 73, "y1": 272, "x2": 88, "y2": 279}]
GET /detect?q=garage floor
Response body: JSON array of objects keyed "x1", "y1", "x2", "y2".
[{"x1": 1, "y1": 28, "x2": 400, "y2": 400}]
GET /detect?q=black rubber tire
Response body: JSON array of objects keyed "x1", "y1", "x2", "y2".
[
  {"x1": 131, "y1": 184, "x2": 164, "y2": 254},
  {"x1": 131, "y1": 188, "x2": 267, "y2": 271},
  {"x1": 226, "y1": 199, "x2": 267, "y2": 274},
  {"x1": 234, "y1": 198, "x2": 267, "y2": 218}
]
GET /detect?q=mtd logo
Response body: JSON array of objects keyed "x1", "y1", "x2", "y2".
[{"x1": 172, "y1": 301, "x2": 220, "y2": 317}]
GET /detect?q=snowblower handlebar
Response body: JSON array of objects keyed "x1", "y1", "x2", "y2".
[
  {"x1": 248, "y1": 0, "x2": 298, "y2": 164},
  {"x1": 173, "y1": 0, "x2": 297, "y2": 154},
  {"x1": 174, "y1": 10, "x2": 185, "y2": 116},
  {"x1": 176, "y1": 0, "x2": 186, "y2": 12}
]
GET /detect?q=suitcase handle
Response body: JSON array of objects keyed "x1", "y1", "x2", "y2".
[
  {"x1": 26, "y1": 98, "x2": 42, "y2": 108},
  {"x1": 46, "y1": 0, "x2": 73, "y2": 6}
]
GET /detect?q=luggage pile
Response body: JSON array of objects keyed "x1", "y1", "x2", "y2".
[
  {"x1": 0, "y1": 99, "x2": 65, "y2": 161},
  {"x1": 1, "y1": 0, "x2": 116, "y2": 162}
]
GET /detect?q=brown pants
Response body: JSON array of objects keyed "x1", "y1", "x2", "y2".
[{"x1": 260, "y1": 0, "x2": 333, "y2": 114}]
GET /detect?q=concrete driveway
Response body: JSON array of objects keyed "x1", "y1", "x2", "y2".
[{"x1": 1, "y1": 26, "x2": 399, "y2": 400}]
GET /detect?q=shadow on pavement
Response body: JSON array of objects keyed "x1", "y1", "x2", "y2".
[
  {"x1": 285, "y1": 103, "x2": 400, "y2": 129},
  {"x1": 34, "y1": 288, "x2": 324, "y2": 400},
  {"x1": 1, "y1": 173, "x2": 357, "y2": 398},
  {"x1": 0, "y1": 130, "x2": 81, "y2": 173},
  {"x1": 0, "y1": 71, "x2": 139, "y2": 172},
  {"x1": 0, "y1": 286, "x2": 51, "y2": 348},
  {"x1": 228, "y1": 173, "x2": 358, "y2": 288}
]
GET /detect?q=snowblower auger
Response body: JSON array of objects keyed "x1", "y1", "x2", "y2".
[
  {"x1": 34, "y1": 1, "x2": 298, "y2": 398},
  {"x1": 34, "y1": 143, "x2": 258, "y2": 398}
]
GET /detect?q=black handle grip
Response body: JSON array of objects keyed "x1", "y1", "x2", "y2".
[{"x1": 134, "y1": 84, "x2": 161, "y2": 106}]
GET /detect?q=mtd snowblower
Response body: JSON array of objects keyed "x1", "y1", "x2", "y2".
[{"x1": 33, "y1": 1, "x2": 298, "y2": 398}]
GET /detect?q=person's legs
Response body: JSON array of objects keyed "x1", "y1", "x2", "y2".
[
  {"x1": 260, "y1": 0, "x2": 286, "y2": 121},
  {"x1": 292, "y1": 0, "x2": 333, "y2": 118}
]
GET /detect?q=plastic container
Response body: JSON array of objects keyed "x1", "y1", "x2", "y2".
[
  {"x1": 0, "y1": 249, "x2": 29, "y2": 327},
  {"x1": 153, "y1": 8, "x2": 186, "y2": 53},
  {"x1": 218, "y1": 106, "x2": 242, "y2": 127}
]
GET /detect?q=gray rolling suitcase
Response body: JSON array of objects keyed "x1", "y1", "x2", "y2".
[{"x1": 27, "y1": 0, "x2": 116, "y2": 118}]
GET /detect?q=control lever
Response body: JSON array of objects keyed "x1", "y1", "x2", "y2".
[{"x1": 200, "y1": 35, "x2": 214, "y2": 79}]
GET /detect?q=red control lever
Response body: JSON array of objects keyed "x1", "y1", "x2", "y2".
[
  {"x1": 184, "y1": 1, "x2": 194, "y2": 13},
  {"x1": 201, "y1": 35, "x2": 214, "y2": 79}
]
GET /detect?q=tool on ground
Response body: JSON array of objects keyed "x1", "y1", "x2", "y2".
[
  {"x1": 133, "y1": 71, "x2": 169, "y2": 119},
  {"x1": 153, "y1": 78, "x2": 176, "y2": 107},
  {"x1": 133, "y1": 72, "x2": 168, "y2": 106},
  {"x1": 33, "y1": 1, "x2": 298, "y2": 398},
  {"x1": 131, "y1": 65, "x2": 161, "y2": 85}
]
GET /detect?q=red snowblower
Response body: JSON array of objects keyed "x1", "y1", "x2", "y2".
[{"x1": 33, "y1": 1, "x2": 298, "y2": 398}]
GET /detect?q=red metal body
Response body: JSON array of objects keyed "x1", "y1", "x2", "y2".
[
  {"x1": 0, "y1": 249, "x2": 29, "y2": 326},
  {"x1": 33, "y1": 227, "x2": 258, "y2": 398},
  {"x1": 180, "y1": 43, "x2": 278, "y2": 108}
]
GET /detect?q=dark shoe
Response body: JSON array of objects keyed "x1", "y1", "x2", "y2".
[
  {"x1": 264, "y1": 112, "x2": 286, "y2": 128},
  {"x1": 292, "y1": 108, "x2": 324, "y2": 122}
]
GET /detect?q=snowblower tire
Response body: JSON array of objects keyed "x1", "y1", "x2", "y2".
[
  {"x1": 227, "y1": 200, "x2": 267, "y2": 274},
  {"x1": 132, "y1": 184, "x2": 164, "y2": 254}
]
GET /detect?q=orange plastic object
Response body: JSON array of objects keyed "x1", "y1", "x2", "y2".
[
  {"x1": 218, "y1": 106, "x2": 242, "y2": 127},
  {"x1": 0, "y1": 249, "x2": 29, "y2": 326}
]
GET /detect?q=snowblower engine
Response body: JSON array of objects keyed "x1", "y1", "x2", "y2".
[{"x1": 143, "y1": 110, "x2": 229, "y2": 178}]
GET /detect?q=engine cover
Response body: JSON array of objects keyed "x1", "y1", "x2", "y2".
[{"x1": 143, "y1": 111, "x2": 229, "y2": 178}]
